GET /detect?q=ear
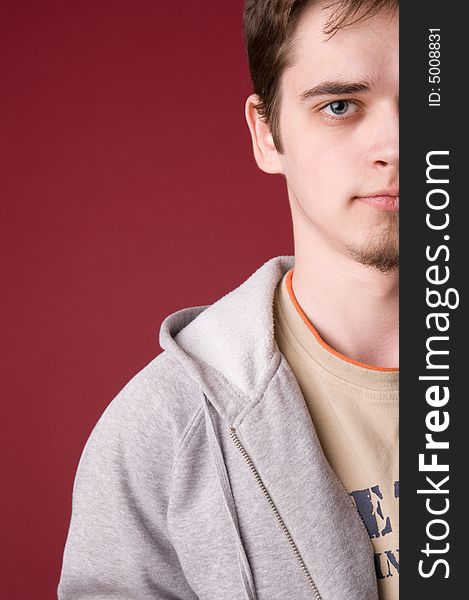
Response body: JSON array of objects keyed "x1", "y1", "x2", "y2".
[{"x1": 245, "y1": 94, "x2": 284, "y2": 175}]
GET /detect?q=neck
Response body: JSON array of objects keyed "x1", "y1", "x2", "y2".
[{"x1": 292, "y1": 237, "x2": 399, "y2": 369}]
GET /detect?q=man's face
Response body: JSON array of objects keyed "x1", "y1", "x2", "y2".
[{"x1": 277, "y1": 4, "x2": 399, "y2": 272}]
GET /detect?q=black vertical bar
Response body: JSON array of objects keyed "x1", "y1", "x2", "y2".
[{"x1": 401, "y1": 2, "x2": 465, "y2": 597}]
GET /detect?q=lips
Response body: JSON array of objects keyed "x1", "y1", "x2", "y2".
[{"x1": 355, "y1": 192, "x2": 400, "y2": 212}]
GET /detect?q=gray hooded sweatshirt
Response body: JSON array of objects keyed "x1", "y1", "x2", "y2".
[{"x1": 58, "y1": 255, "x2": 379, "y2": 600}]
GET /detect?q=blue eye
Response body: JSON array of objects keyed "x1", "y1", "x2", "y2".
[{"x1": 322, "y1": 100, "x2": 359, "y2": 118}]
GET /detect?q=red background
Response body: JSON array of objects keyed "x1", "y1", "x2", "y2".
[{"x1": 1, "y1": 1, "x2": 292, "y2": 598}]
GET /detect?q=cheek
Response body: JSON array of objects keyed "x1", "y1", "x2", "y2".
[
  {"x1": 289, "y1": 146, "x2": 352, "y2": 200},
  {"x1": 280, "y1": 120, "x2": 360, "y2": 207},
  {"x1": 287, "y1": 124, "x2": 354, "y2": 168}
]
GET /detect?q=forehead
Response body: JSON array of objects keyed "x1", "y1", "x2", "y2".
[{"x1": 283, "y1": 4, "x2": 399, "y2": 90}]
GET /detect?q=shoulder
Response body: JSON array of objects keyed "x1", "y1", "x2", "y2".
[
  {"x1": 79, "y1": 350, "x2": 202, "y2": 476},
  {"x1": 60, "y1": 351, "x2": 203, "y2": 599}
]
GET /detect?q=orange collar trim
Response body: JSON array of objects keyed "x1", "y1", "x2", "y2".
[{"x1": 285, "y1": 269, "x2": 399, "y2": 373}]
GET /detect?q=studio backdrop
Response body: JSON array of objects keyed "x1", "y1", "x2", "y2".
[{"x1": 1, "y1": 3, "x2": 292, "y2": 598}]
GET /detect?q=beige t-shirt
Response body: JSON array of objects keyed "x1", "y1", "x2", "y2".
[{"x1": 274, "y1": 269, "x2": 399, "y2": 600}]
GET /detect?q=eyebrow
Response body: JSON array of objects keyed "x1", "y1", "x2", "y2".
[{"x1": 299, "y1": 79, "x2": 373, "y2": 102}]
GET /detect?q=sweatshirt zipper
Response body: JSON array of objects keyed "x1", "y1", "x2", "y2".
[{"x1": 229, "y1": 427, "x2": 323, "y2": 600}]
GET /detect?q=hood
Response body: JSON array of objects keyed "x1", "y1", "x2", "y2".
[
  {"x1": 159, "y1": 255, "x2": 295, "y2": 422},
  {"x1": 158, "y1": 255, "x2": 297, "y2": 599}
]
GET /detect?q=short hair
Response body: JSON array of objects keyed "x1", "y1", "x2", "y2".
[{"x1": 243, "y1": 0, "x2": 399, "y2": 153}]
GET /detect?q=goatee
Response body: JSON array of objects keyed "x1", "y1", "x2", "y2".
[{"x1": 345, "y1": 213, "x2": 399, "y2": 273}]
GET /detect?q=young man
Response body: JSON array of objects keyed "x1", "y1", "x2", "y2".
[{"x1": 59, "y1": 1, "x2": 399, "y2": 599}]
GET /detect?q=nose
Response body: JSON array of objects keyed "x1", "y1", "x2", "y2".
[{"x1": 366, "y1": 103, "x2": 399, "y2": 172}]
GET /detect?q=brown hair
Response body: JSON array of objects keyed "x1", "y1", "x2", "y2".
[{"x1": 243, "y1": 0, "x2": 398, "y2": 153}]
